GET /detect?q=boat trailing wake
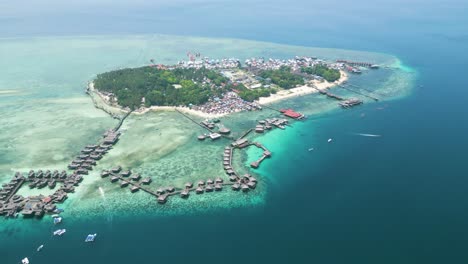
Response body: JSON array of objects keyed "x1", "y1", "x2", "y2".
[{"x1": 353, "y1": 133, "x2": 382, "y2": 137}]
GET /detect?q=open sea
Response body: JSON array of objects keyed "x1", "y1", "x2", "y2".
[{"x1": 1, "y1": 0, "x2": 468, "y2": 263}]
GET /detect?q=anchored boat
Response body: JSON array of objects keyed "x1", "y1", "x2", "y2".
[
  {"x1": 85, "y1": 233, "x2": 97, "y2": 242},
  {"x1": 53, "y1": 229, "x2": 66, "y2": 236}
]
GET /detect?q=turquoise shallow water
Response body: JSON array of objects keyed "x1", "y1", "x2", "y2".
[
  {"x1": 2, "y1": 0, "x2": 468, "y2": 258},
  {"x1": 0, "y1": 35, "x2": 410, "y2": 219}
]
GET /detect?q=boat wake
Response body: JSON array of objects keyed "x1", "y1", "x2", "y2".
[
  {"x1": 98, "y1": 187, "x2": 113, "y2": 224},
  {"x1": 353, "y1": 133, "x2": 382, "y2": 137}
]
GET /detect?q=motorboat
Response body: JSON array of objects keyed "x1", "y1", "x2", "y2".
[
  {"x1": 53, "y1": 217, "x2": 62, "y2": 225},
  {"x1": 37, "y1": 245, "x2": 44, "y2": 252},
  {"x1": 327, "y1": 138, "x2": 333, "y2": 143},
  {"x1": 22, "y1": 257, "x2": 29, "y2": 264},
  {"x1": 53, "y1": 229, "x2": 66, "y2": 236},
  {"x1": 85, "y1": 233, "x2": 97, "y2": 242}
]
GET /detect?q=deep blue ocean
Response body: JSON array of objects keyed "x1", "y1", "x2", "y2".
[{"x1": 2, "y1": 0, "x2": 468, "y2": 263}]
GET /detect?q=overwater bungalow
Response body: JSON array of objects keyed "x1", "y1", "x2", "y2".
[
  {"x1": 81, "y1": 148, "x2": 93, "y2": 154},
  {"x1": 229, "y1": 176, "x2": 237, "y2": 182},
  {"x1": 78, "y1": 154, "x2": 89, "y2": 159},
  {"x1": 241, "y1": 184, "x2": 250, "y2": 192},
  {"x1": 131, "y1": 173, "x2": 141, "y2": 181},
  {"x1": 101, "y1": 171, "x2": 110, "y2": 178},
  {"x1": 157, "y1": 194, "x2": 168, "y2": 204},
  {"x1": 130, "y1": 186, "x2": 140, "y2": 193},
  {"x1": 28, "y1": 181, "x2": 37, "y2": 189},
  {"x1": 68, "y1": 163, "x2": 79, "y2": 170},
  {"x1": 48, "y1": 180, "x2": 56, "y2": 189},
  {"x1": 36, "y1": 170, "x2": 44, "y2": 178},
  {"x1": 141, "y1": 177, "x2": 152, "y2": 185},
  {"x1": 166, "y1": 186, "x2": 175, "y2": 193},
  {"x1": 37, "y1": 180, "x2": 47, "y2": 189},
  {"x1": 86, "y1": 144, "x2": 98, "y2": 149},
  {"x1": 247, "y1": 182, "x2": 256, "y2": 189},
  {"x1": 28, "y1": 170, "x2": 35, "y2": 178},
  {"x1": 207, "y1": 179, "x2": 214, "y2": 185},
  {"x1": 81, "y1": 163, "x2": 93, "y2": 170},
  {"x1": 197, "y1": 180, "x2": 205, "y2": 186},
  {"x1": 52, "y1": 170, "x2": 59, "y2": 178},
  {"x1": 110, "y1": 176, "x2": 119, "y2": 183},
  {"x1": 59, "y1": 171, "x2": 67, "y2": 178},
  {"x1": 185, "y1": 182, "x2": 193, "y2": 189},
  {"x1": 156, "y1": 188, "x2": 165, "y2": 195},
  {"x1": 76, "y1": 168, "x2": 88, "y2": 175},
  {"x1": 205, "y1": 185, "x2": 214, "y2": 192},
  {"x1": 90, "y1": 154, "x2": 102, "y2": 160},
  {"x1": 120, "y1": 181, "x2": 129, "y2": 188},
  {"x1": 215, "y1": 177, "x2": 223, "y2": 183},
  {"x1": 231, "y1": 183, "x2": 240, "y2": 191},
  {"x1": 85, "y1": 159, "x2": 96, "y2": 165},
  {"x1": 226, "y1": 169, "x2": 235, "y2": 175},
  {"x1": 180, "y1": 190, "x2": 190, "y2": 198},
  {"x1": 196, "y1": 187, "x2": 204, "y2": 194},
  {"x1": 121, "y1": 170, "x2": 131, "y2": 177},
  {"x1": 44, "y1": 170, "x2": 51, "y2": 178},
  {"x1": 111, "y1": 166, "x2": 122, "y2": 173},
  {"x1": 214, "y1": 184, "x2": 223, "y2": 191}
]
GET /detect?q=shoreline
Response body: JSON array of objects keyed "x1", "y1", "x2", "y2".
[
  {"x1": 257, "y1": 70, "x2": 348, "y2": 104},
  {"x1": 88, "y1": 70, "x2": 348, "y2": 120}
]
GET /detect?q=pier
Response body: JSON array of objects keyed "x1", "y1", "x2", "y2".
[
  {"x1": 114, "y1": 110, "x2": 132, "y2": 131},
  {"x1": 336, "y1": 60, "x2": 378, "y2": 68},
  {"x1": 338, "y1": 84, "x2": 379, "y2": 101},
  {"x1": 249, "y1": 142, "x2": 272, "y2": 169},
  {"x1": 0, "y1": 111, "x2": 131, "y2": 219}
]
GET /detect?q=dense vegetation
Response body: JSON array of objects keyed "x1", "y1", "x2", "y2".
[
  {"x1": 259, "y1": 66, "x2": 304, "y2": 89},
  {"x1": 234, "y1": 84, "x2": 275, "y2": 102},
  {"x1": 301, "y1": 64, "x2": 341, "y2": 82},
  {"x1": 93, "y1": 66, "x2": 229, "y2": 109}
]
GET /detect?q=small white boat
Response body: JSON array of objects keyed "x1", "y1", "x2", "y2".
[
  {"x1": 37, "y1": 245, "x2": 44, "y2": 252},
  {"x1": 85, "y1": 233, "x2": 97, "y2": 242},
  {"x1": 53, "y1": 217, "x2": 62, "y2": 225},
  {"x1": 327, "y1": 138, "x2": 333, "y2": 143},
  {"x1": 308, "y1": 148, "x2": 314, "y2": 151},
  {"x1": 22, "y1": 257, "x2": 29, "y2": 264},
  {"x1": 53, "y1": 229, "x2": 66, "y2": 236}
]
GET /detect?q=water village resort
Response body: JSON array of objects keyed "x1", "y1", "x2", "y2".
[{"x1": 1, "y1": 55, "x2": 381, "y2": 219}]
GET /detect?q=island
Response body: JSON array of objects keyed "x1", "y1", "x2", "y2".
[
  {"x1": 1, "y1": 54, "x2": 379, "y2": 218},
  {"x1": 89, "y1": 56, "x2": 351, "y2": 118}
]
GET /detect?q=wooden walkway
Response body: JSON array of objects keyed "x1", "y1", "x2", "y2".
[{"x1": 338, "y1": 85, "x2": 379, "y2": 101}]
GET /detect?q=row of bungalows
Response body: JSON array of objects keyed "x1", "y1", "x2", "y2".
[{"x1": 28, "y1": 170, "x2": 67, "y2": 180}]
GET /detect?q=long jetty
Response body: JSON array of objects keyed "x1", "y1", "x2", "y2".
[
  {"x1": 311, "y1": 86, "x2": 344, "y2": 101},
  {"x1": 175, "y1": 108, "x2": 215, "y2": 133},
  {"x1": 337, "y1": 60, "x2": 374, "y2": 67},
  {"x1": 338, "y1": 85, "x2": 379, "y2": 101},
  {"x1": 114, "y1": 110, "x2": 132, "y2": 131},
  {"x1": 238, "y1": 128, "x2": 253, "y2": 140}
]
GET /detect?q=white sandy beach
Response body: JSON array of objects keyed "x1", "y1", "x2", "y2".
[{"x1": 256, "y1": 71, "x2": 348, "y2": 104}]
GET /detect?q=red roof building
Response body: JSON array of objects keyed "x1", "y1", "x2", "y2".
[{"x1": 280, "y1": 109, "x2": 304, "y2": 119}]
